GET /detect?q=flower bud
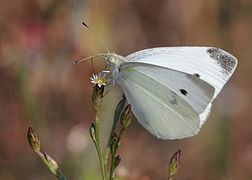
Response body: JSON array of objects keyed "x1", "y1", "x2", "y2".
[
  {"x1": 89, "y1": 123, "x2": 96, "y2": 143},
  {"x1": 110, "y1": 133, "x2": 120, "y2": 152},
  {"x1": 42, "y1": 152, "x2": 65, "y2": 179},
  {"x1": 27, "y1": 127, "x2": 40, "y2": 153},
  {"x1": 115, "y1": 155, "x2": 121, "y2": 167},
  {"x1": 43, "y1": 152, "x2": 59, "y2": 170},
  {"x1": 120, "y1": 105, "x2": 132, "y2": 132},
  {"x1": 168, "y1": 149, "x2": 181, "y2": 179},
  {"x1": 92, "y1": 84, "x2": 104, "y2": 105}
]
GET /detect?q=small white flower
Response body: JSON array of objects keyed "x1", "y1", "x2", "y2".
[{"x1": 90, "y1": 71, "x2": 110, "y2": 87}]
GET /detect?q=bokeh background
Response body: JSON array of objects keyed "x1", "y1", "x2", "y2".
[{"x1": 0, "y1": 0, "x2": 251, "y2": 179}]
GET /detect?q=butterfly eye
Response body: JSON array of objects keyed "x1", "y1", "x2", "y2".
[
  {"x1": 104, "y1": 55, "x2": 112, "y2": 63},
  {"x1": 104, "y1": 55, "x2": 115, "y2": 66}
]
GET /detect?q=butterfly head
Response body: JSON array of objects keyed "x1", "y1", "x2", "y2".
[
  {"x1": 104, "y1": 53, "x2": 126, "y2": 68},
  {"x1": 103, "y1": 53, "x2": 126, "y2": 85}
]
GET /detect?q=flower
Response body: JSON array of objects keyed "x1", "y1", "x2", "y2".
[{"x1": 90, "y1": 71, "x2": 110, "y2": 87}]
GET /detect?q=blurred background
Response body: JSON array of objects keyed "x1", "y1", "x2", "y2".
[{"x1": 0, "y1": 0, "x2": 251, "y2": 179}]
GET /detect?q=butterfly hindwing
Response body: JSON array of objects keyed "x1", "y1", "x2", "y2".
[
  {"x1": 120, "y1": 63, "x2": 215, "y2": 115},
  {"x1": 119, "y1": 65, "x2": 205, "y2": 139}
]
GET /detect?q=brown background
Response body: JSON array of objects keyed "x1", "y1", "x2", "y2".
[{"x1": 0, "y1": 0, "x2": 251, "y2": 179}]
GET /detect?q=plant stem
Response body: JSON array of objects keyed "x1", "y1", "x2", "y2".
[
  {"x1": 104, "y1": 95, "x2": 126, "y2": 168},
  {"x1": 94, "y1": 141, "x2": 106, "y2": 180},
  {"x1": 108, "y1": 95, "x2": 126, "y2": 147},
  {"x1": 109, "y1": 135, "x2": 121, "y2": 180},
  {"x1": 37, "y1": 152, "x2": 67, "y2": 180},
  {"x1": 109, "y1": 151, "x2": 116, "y2": 180},
  {"x1": 93, "y1": 103, "x2": 106, "y2": 180}
]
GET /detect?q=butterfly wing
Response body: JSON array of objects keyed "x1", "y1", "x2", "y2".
[
  {"x1": 126, "y1": 47, "x2": 238, "y2": 99},
  {"x1": 118, "y1": 64, "x2": 215, "y2": 139},
  {"x1": 125, "y1": 47, "x2": 238, "y2": 127}
]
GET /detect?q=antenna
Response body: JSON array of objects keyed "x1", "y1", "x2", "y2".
[
  {"x1": 73, "y1": 54, "x2": 106, "y2": 64},
  {"x1": 90, "y1": 58, "x2": 95, "y2": 73},
  {"x1": 82, "y1": 22, "x2": 110, "y2": 54}
]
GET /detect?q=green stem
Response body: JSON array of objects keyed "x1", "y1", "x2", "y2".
[
  {"x1": 94, "y1": 140, "x2": 106, "y2": 180},
  {"x1": 106, "y1": 95, "x2": 126, "y2": 174},
  {"x1": 93, "y1": 103, "x2": 106, "y2": 180},
  {"x1": 109, "y1": 151, "x2": 116, "y2": 180},
  {"x1": 94, "y1": 105, "x2": 100, "y2": 142},
  {"x1": 37, "y1": 152, "x2": 67, "y2": 180},
  {"x1": 168, "y1": 176, "x2": 173, "y2": 180},
  {"x1": 107, "y1": 95, "x2": 126, "y2": 147},
  {"x1": 109, "y1": 135, "x2": 121, "y2": 180}
]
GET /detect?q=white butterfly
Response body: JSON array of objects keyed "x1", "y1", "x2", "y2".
[{"x1": 99, "y1": 47, "x2": 238, "y2": 140}]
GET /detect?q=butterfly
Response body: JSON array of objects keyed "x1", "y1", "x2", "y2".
[{"x1": 100, "y1": 47, "x2": 238, "y2": 140}]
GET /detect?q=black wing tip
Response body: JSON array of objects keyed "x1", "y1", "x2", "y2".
[{"x1": 207, "y1": 47, "x2": 238, "y2": 75}]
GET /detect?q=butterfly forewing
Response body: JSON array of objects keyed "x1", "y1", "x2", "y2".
[{"x1": 126, "y1": 47, "x2": 238, "y2": 99}]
